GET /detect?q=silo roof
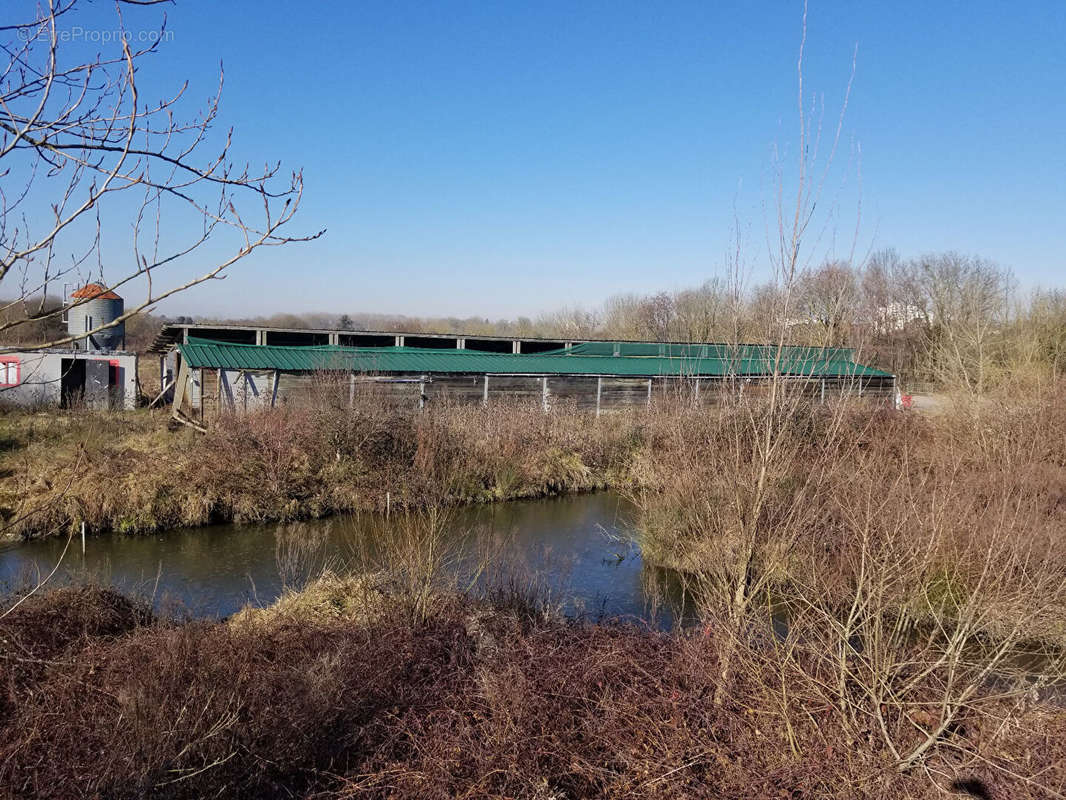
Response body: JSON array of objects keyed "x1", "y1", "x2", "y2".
[{"x1": 71, "y1": 283, "x2": 121, "y2": 300}]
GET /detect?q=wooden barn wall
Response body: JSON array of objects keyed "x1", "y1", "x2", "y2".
[
  {"x1": 599, "y1": 377, "x2": 652, "y2": 411},
  {"x1": 485, "y1": 376, "x2": 543, "y2": 403},
  {"x1": 546, "y1": 376, "x2": 600, "y2": 412},
  {"x1": 428, "y1": 375, "x2": 484, "y2": 405}
]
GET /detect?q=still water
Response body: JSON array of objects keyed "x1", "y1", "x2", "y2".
[{"x1": 0, "y1": 492, "x2": 692, "y2": 627}]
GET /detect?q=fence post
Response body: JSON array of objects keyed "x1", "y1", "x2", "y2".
[
  {"x1": 646, "y1": 378, "x2": 652, "y2": 407},
  {"x1": 349, "y1": 373, "x2": 355, "y2": 407},
  {"x1": 483, "y1": 374, "x2": 489, "y2": 406},
  {"x1": 596, "y1": 376, "x2": 603, "y2": 417},
  {"x1": 820, "y1": 378, "x2": 826, "y2": 404},
  {"x1": 541, "y1": 376, "x2": 549, "y2": 411}
]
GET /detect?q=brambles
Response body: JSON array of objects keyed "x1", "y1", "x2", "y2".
[
  {"x1": 1, "y1": 576, "x2": 1063, "y2": 799},
  {"x1": 629, "y1": 382, "x2": 1066, "y2": 783}
]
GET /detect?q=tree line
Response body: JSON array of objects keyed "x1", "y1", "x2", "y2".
[
  {"x1": 190, "y1": 249, "x2": 1066, "y2": 392},
  {"x1": 4, "y1": 248, "x2": 1064, "y2": 393}
]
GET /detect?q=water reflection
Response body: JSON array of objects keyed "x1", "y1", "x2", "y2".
[{"x1": 0, "y1": 492, "x2": 697, "y2": 627}]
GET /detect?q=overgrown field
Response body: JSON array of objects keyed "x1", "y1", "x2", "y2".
[
  {"x1": 1, "y1": 577, "x2": 1063, "y2": 800},
  {"x1": 0, "y1": 396, "x2": 642, "y2": 540},
  {"x1": 3, "y1": 386, "x2": 1066, "y2": 796}
]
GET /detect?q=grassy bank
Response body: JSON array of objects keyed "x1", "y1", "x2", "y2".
[
  {"x1": 1, "y1": 578, "x2": 1063, "y2": 799},
  {"x1": 0, "y1": 397, "x2": 643, "y2": 540}
]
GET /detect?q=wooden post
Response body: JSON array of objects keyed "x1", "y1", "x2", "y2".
[
  {"x1": 348, "y1": 373, "x2": 356, "y2": 407},
  {"x1": 169, "y1": 359, "x2": 190, "y2": 421},
  {"x1": 271, "y1": 370, "x2": 280, "y2": 408},
  {"x1": 646, "y1": 378, "x2": 652, "y2": 407},
  {"x1": 419, "y1": 380, "x2": 426, "y2": 410},
  {"x1": 694, "y1": 377, "x2": 700, "y2": 404},
  {"x1": 596, "y1": 376, "x2": 603, "y2": 417},
  {"x1": 541, "y1": 376, "x2": 549, "y2": 411},
  {"x1": 81, "y1": 521, "x2": 86, "y2": 555},
  {"x1": 820, "y1": 378, "x2": 826, "y2": 404},
  {"x1": 482, "y1": 374, "x2": 489, "y2": 406}
]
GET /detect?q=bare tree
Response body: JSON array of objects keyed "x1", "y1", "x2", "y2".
[
  {"x1": 702, "y1": 0, "x2": 858, "y2": 706},
  {"x1": 796, "y1": 260, "x2": 858, "y2": 347},
  {"x1": 916, "y1": 253, "x2": 1011, "y2": 398},
  {"x1": 0, "y1": 0, "x2": 322, "y2": 351}
]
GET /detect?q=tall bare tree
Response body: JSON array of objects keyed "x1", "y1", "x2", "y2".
[{"x1": 0, "y1": 0, "x2": 322, "y2": 350}]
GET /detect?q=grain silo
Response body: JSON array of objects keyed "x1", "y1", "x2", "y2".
[{"x1": 68, "y1": 283, "x2": 125, "y2": 351}]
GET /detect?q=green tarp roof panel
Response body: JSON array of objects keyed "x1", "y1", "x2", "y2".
[
  {"x1": 543, "y1": 341, "x2": 858, "y2": 361},
  {"x1": 178, "y1": 338, "x2": 893, "y2": 378}
]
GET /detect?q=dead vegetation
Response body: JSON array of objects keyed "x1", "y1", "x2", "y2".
[
  {"x1": 4, "y1": 382, "x2": 1066, "y2": 796},
  {"x1": 1, "y1": 573, "x2": 1063, "y2": 800},
  {"x1": 0, "y1": 394, "x2": 641, "y2": 540}
]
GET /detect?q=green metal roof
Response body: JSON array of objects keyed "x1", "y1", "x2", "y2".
[
  {"x1": 544, "y1": 341, "x2": 857, "y2": 361},
  {"x1": 178, "y1": 338, "x2": 893, "y2": 378}
]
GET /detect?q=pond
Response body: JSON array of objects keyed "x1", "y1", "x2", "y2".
[{"x1": 0, "y1": 492, "x2": 695, "y2": 627}]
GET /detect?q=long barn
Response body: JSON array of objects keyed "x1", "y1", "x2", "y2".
[{"x1": 156, "y1": 325, "x2": 896, "y2": 428}]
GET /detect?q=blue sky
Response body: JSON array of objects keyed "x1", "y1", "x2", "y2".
[{"x1": 43, "y1": 1, "x2": 1066, "y2": 318}]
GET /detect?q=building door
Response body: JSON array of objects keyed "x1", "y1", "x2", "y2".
[
  {"x1": 84, "y1": 359, "x2": 110, "y2": 410},
  {"x1": 60, "y1": 359, "x2": 86, "y2": 408}
]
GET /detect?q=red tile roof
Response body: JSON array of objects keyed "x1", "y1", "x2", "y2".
[{"x1": 70, "y1": 283, "x2": 121, "y2": 300}]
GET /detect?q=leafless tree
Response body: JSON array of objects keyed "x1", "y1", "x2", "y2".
[
  {"x1": 0, "y1": 0, "x2": 322, "y2": 351},
  {"x1": 796, "y1": 260, "x2": 858, "y2": 347},
  {"x1": 915, "y1": 253, "x2": 1011, "y2": 398}
]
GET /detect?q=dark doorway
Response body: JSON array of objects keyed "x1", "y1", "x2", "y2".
[{"x1": 60, "y1": 359, "x2": 86, "y2": 408}]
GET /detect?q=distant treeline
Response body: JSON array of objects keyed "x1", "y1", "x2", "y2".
[
  {"x1": 5, "y1": 248, "x2": 1065, "y2": 390},
  {"x1": 190, "y1": 249, "x2": 1066, "y2": 390}
]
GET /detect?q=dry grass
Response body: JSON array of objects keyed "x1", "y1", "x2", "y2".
[
  {"x1": 1, "y1": 578, "x2": 1063, "y2": 799},
  {"x1": 0, "y1": 395, "x2": 643, "y2": 540},
  {"x1": 4, "y1": 385, "x2": 1066, "y2": 796},
  {"x1": 627, "y1": 382, "x2": 1066, "y2": 788}
]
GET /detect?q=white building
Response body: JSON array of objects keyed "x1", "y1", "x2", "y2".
[
  {"x1": 0, "y1": 283, "x2": 137, "y2": 410},
  {"x1": 0, "y1": 349, "x2": 138, "y2": 409}
]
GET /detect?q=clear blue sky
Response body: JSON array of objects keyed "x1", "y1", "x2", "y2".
[{"x1": 66, "y1": 1, "x2": 1066, "y2": 318}]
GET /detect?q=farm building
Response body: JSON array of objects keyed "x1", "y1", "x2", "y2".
[
  {"x1": 0, "y1": 284, "x2": 137, "y2": 410},
  {"x1": 154, "y1": 323, "x2": 896, "y2": 428}
]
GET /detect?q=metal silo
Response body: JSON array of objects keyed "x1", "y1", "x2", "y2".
[{"x1": 68, "y1": 283, "x2": 125, "y2": 351}]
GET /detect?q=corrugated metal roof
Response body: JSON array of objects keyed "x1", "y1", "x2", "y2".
[
  {"x1": 546, "y1": 341, "x2": 857, "y2": 361},
  {"x1": 178, "y1": 339, "x2": 893, "y2": 378}
]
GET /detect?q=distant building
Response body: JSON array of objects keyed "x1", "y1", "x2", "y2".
[
  {"x1": 149, "y1": 323, "x2": 897, "y2": 428},
  {"x1": 873, "y1": 302, "x2": 928, "y2": 333},
  {"x1": 0, "y1": 284, "x2": 137, "y2": 410}
]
